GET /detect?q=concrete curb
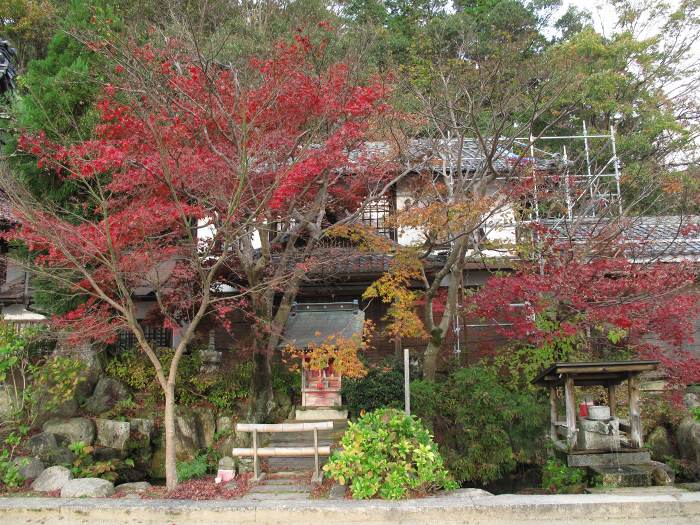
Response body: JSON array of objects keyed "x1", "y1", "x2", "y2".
[{"x1": 1, "y1": 491, "x2": 700, "y2": 524}]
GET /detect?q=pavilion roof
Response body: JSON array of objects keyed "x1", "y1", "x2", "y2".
[{"x1": 532, "y1": 360, "x2": 659, "y2": 387}]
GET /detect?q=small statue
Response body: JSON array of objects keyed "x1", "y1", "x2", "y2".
[{"x1": 0, "y1": 40, "x2": 18, "y2": 95}]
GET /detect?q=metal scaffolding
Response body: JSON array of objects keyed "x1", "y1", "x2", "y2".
[{"x1": 516, "y1": 123, "x2": 623, "y2": 224}]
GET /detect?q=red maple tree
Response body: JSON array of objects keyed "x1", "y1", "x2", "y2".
[
  {"x1": 467, "y1": 228, "x2": 700, "y2": 390},
  {"x1": 4, "y1": 31, "x2": 394, "y2": 489}
]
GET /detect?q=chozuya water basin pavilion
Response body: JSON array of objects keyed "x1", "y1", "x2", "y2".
[{"x1": 532, "y1": 360, "x2": 660, "y2": 468}]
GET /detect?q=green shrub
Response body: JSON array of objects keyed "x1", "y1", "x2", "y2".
[
  {"x1": 0, "y1": 322, "x2": 84, "y2": 428},
  {"x1": 0, "y1": 431, "x2": 26, "y2": 488},
  {"x1": 411, "y1": 364, "x2": 547, "y2": 485},
  {"x1": 68, "y1": 441, "x2": 132, "y2": 482},
  {"x1": 341, "y1": 365, "x2": 404, "y2": 417},
  {"x1": 176, "y1": 455, "x2": 209, "y2": 481},
  {"x1": 105, "y1": 347, "x2": 251, "y2": 410},
  {"x1": 324, "y1": 408, "x2": 457, "y2": 499},
  {"x1": 541, "y1": 459, "x2": 586, "y2": 493}
]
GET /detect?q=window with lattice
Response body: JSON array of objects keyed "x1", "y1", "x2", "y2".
[
  {"x1": 361, "y1": 195, "x2": 396, "y2": 240},
  {"x1": 117, "y1": 326, "x2": 173, "y2": 351}
]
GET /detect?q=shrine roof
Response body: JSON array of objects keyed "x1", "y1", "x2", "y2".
[
  {"x1": 279, "y1": 301, "x2": 365, "y2": 349},
  {"x1": 532, "y1": 360, "x2": 659, "y2": 387}
]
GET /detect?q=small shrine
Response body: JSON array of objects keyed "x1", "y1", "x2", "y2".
[
  {"x1": 532, "y1": 360, "x2": 669, "y2": 487},
  {"x1": 280, "y1": 301, "x2": 364, "y2": 419}
]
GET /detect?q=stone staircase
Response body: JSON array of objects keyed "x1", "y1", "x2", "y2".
[
  {"x1": 266, "y1": 418, "x2": 347, "y2": 473},
  {"x1": 240, "y1": 472, "x2": 313, "y2": 501}
]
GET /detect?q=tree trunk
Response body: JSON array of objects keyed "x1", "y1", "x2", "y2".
[
  {"x1": 423, "y1": 338, "x2": 441, "y2": 381},
  {"x1": 164, "y1": 382, "x2": 177, "y2": 491},
  {"x1": 250, "y1": 350, "x2": 274, "y2": 422}
]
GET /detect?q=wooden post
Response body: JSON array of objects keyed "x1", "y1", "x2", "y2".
[
  {"x1": 404, "y1": 348, "x2": 411, "y2": 416},
  {"x1": 549, "y1": 387, "x2": 558, "y2": 441},
  {"x1": 313, "y1": 427, "x2": 320, "y2": 482},
  {"x1": 628, "y1": 374, "x2": 642, "y2": 448},
  {"x1": 564, "y1": 376, "x2": 577, "y2": 449},
  {"x1": 608, "y1": 384, "x2": 617, "y2": 417},
  {"x1": 252, "y1": 428, "x2": 259, "y2": 480}
]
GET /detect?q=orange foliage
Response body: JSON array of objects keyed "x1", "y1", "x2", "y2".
[{"x1": 282, "y1": 320, "x2": 375, "y2": 379}]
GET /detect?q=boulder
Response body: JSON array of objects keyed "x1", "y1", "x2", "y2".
[
  {"x1": 115, "y1": 481, "x2": 151, "y2": 495},
  {"x1": 677, "y1": 417, "x2": 700, "y2": 464},
  {"x1": 174, "y1": 407, "x2": 215, "y2": 460},
  {"x1": 42, "y1": 418, "x2": 95, "y2": 445},
  {"x1": 95, "y1": 419, "x2": 131, "y2": 450},
  {"x1": 55, "y1": 341, "x2": 104, "y2": 399},
  {"x1": 27, "y1": 432, "x2": 59, "y2": 457},
  {"x1": 130, "y1": 418, "x2": 154, "y2": 446},
  {"x1": 34, "y1": 397, "x2": 79, "y2": 427},
  {"x1": 60, "y1": 477, "x2": 114, "y2": 498},
  {"x1": 650, "y1": 461, "x2": 675, "y2": 486},
  {"x1": 42, "y1": 447, "x2": 76, "y2": 466},
  {"x1": 0, "y1": 388, "x2": 18, "y2": 422},
  {"x1": 93, "y1": 447, "x2": 123, "y2": 462},
  {"x1": 13, "y1": 457, "x2": 45, "y2": 480},
  {"x1": 30, "y1": 465, "x2": 73, "y2": 492},
  {"x1": 84, "y1": 377, "x2": 130, "y2": 415},
  {"x1": 647, "y1": 426, "x2": 674, "y2": 460},
  {"x1": 685, "y1": 393, "x2": 700, "y2": 410}
]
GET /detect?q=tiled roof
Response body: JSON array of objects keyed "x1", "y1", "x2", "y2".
[
  {"x1": 358, "y1": 139, "x2": 564, "y2": 172},
  {"x1": 548, "y1": 215, "x2": 700, "y2": 260}
]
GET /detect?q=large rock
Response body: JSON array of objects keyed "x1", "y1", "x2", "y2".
[
  {"x1": 43, "y1": 418, "x2": 95, "y2": 445},
  {"x1": 685, "y1": 393, "x2": 700, "y2": 410},
  {"x1": 55, "y1": 341, "x2": 104, "y2": 399},
  {"x1": 30, "y1": 465, "x2": 73, "y2": 492},
  {"x1": 130, "y1": 418, "x2": 154, "y2": 447},
  {"x1": 84, "y1": 377, "x2": 130, "y2": 415},
  {"x1": 13, "y1": 457, "x2": 45, "y2": 480},
  {"x1": 647, "y1": 426, "x2": 674, "y2": 460},
  {"x1": 34, "y1": 397, "x2": 79, "y2": 428},
  {"x1": 42, "y1": 447, "x2": 76, "y2": 466},
  {"x1": 0, "y1": 388, "x2": 18, "y2": 422},
  {"x1": 60, "y1": 477, "x2": 114, "y2": 498},
  {"x1": 174, "y1": 407, "x2": 215, "y2": 460},
  {"x1": 650, "y1": 461, "x2": 675, "y2": 486},
  {"x1": 27, "y1": 432, "x2": 59, "y2": 456},
  {"x1": 95, "y1": 419, "x2": 131, "y2": 450},
  {"x1": 115, "y1": 481, "x2": 151, "y2": 496},
  {"x1": 677, "y1": 417, "x2": 700, "y2": 464}
]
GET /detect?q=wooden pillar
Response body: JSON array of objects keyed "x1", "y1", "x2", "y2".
[
  {"x1": 564, "y1": 376, "x2": 577, "y2": 449},
  {"x1": 549, "y1": 386, "x2": 558, "y2": 441},
  {"x1": 608, "y1": 384, "x2": 617, "y2": 417},
  {"x1": 628, "y1": 374, "x2": 642, "y2": 449},
  {"x1": 252, "y1": 429, "x2": 259, "y2": 480},
  {"x1": 313, "y1": 428, "x2": 319, "y2": 482},
  {"x1": 404, "y1": 348, "x2": 411, "y2": 416}
]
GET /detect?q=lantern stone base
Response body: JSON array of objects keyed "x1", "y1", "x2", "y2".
[{"x1": 295, "y1": 407, "x2": 348, "y2": 421}]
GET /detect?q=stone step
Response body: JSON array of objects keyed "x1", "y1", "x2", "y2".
[
  {"x1": 241, "y1": 492, "x2": 309, "y2": 501},
  {"x1": 263, "y1": 477, "x2": 310, "y2": 486},
  {"x1": 251, "y1": 484, "x2": 310, "y2": 493}
]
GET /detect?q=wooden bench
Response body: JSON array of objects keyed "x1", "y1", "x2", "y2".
[{"x1": 232, "y1": 421, "x2": 333, "y2": 482}]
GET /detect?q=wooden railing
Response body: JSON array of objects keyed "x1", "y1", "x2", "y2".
[{"x1": 232, "y1": 421, "x2": 333, "y2": 482}]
